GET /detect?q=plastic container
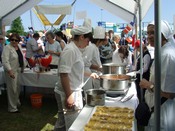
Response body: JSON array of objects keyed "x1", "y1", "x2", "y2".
[{"x1": 30, "y1": 94, "x2": 43, "y2": 108}]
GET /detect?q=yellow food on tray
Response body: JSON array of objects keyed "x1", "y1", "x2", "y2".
[{"x1": 84, "y1": 106, "x2": 134, "y2": 131}]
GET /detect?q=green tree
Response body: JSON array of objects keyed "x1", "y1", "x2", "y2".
[{"x1": 10, "y1": 17, "x2": 25, "y2": 35}]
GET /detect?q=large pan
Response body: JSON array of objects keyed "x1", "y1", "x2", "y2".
[
  {"x1": 100, "y1": 74, "x2": 134, "y2": 91},
  {"x1": 102, "y1": 63, "x2": 126, "y2": 75}
]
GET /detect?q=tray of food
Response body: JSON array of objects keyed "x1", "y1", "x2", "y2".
[{"x1": 84, "y1": 106, "x2": 134, "y2": 131}]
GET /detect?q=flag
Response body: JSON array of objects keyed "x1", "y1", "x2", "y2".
[
  {"x1": 125, "y1": 37, "x2": 132, "y2": 43},
  {"x1": 123, "y1": 21, "x2": 135, "y2": 34}
]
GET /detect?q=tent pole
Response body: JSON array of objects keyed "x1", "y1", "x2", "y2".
[
  {"x1": 134, "y1": 17, "x2": 138, "y2": 68},
  {"x1": 30, "y1": 10, "x2": 34, "y2": 30},
  {"x1": 0, "y1": 19, "x2": 2, "y2": 34},
  {"x1": 0, "y1": 19, "x2": 5, "y2": 35},
  {"x1": 154, "y1": 0, "x2": 161, "y2": 131},
  {"x1": 138, "y1": 0, "x2": 143, "y2": 101}
]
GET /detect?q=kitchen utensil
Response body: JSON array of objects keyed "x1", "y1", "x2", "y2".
[
  {"x1": 118, "y1": 89, "x2": 129, "y2": 101},
  {"x1": 100, "y1": 74, "x2": 133, "y2": 91},
  {"x1": 82, "y1": 77, "x2": 91, "y2": 88},
  {"x1": 85, "y1": 89, "x2": 106, "y2": 106},
  {"x1": 102, "y1": 63, "x2": 126, "y2": 75},
  {"x1": 120, "y1": 94, "x2": 134, "y2": 103}
]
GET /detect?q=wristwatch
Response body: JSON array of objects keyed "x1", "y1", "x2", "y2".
[{"x1": 149, "y1": 84, "x2": 154, "y2": 92}]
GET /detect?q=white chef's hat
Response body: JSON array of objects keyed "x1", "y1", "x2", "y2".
[
  {"x1": 93, "y1": 26, "x2": 105, "y2": 39},
  {"x1": 70, "y1": 26, "x2": 92, "y2": 37},
  {"x1": 83, "y1": 18, "x2": 92, "y2": 31},
  {"x1": 149, "y1": 20, "x2": 172, "y2": 40}
]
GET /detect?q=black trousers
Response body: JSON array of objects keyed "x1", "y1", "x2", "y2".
[{"x1": 135, "y1": 74, "x2": 146, "y2": 102}]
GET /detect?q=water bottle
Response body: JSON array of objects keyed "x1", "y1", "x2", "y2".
[{"x1": 34, "y1": 63, "x2": 40, "y2": 72}]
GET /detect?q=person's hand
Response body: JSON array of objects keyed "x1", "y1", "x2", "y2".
[
  {"x1": 38, "y1": 46, "x2": 42, "y2": 49},
  {"x1": 66, "y1": 93, "x2": 75, "y2": 109},
  {"x1": 90, "y1": 73, "x2": 99, "y2": 79},
  {"x1": 8, "y1": 70, "x2": 15, "y2": 79},
  {"x1": 97, "y1": 67, "x2": 102, "y2": 72},
  {"x1": 139, "y1": 79, "x2": 152, "y2": 89},
  {"x1": 135, "y1": 70, "x2": 143, "y2": 74},
  {"x1": 47, "y1": 50, "x2": 55, "y2": 54}
]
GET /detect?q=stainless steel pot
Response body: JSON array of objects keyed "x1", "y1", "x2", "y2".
[
  {"x1": 86, "y1": 89, "x2": 106, "y2": 106},
  {"x1": 100, "y1": 74, "x2": 132, "y2": 91},
  {"x1": 102, "y1": 63, "x2": 126, "y2": 74}
]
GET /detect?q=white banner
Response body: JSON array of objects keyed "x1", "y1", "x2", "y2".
[{"x1": 76, "y1": 11, "x2": 87, "y2": 20}]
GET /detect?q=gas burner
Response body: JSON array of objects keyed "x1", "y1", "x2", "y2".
[{"x1": 106, "y1": 89, "x2": 128, "y2": 97}]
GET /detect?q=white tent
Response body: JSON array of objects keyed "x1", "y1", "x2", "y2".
[
  {"x1": 89, "y1": 0, "x2": 153, "y2": 23},
  {"x1": 0, "y1": 0, "x2": 42, "y2": 26},
  {"x1": 0, "y1": 0, "x2": 42, "y2": 34}
]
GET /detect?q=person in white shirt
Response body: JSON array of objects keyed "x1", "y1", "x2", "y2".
[
  {"x1": 45, "y1": 31, "x2": 62, "y2": 69},
  {"x1": 25, "y1": 33, "x2": 42, "y2": 67},
  {"x1": 140, "y1": 20, "x2": 175, "y2": 131},
  {"x1": 55, "y1": 31, "x2": 67, "y2": 50},
  {"x1": 112, "y1": 45, "x2": 132, "y2": 71},
  {"x1": 82, "y1": 26, "x2": 107, "y2": 91},
  {"x1": 134, "y1": 40, "x2": 152, "y2": 101},
  {"x1": 113, "y1": 34, "x2": 121, "y2": 51},
  {"x1": 54, "y1": 26, "x2": 98, "y2": 130},
  {"x1": 2, "y1": 33, "x2": 27, "y2": 113}
]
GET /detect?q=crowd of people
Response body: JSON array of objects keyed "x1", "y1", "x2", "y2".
[{"x1": 0, "y1": 18, "x2": 175, "y2": 131}]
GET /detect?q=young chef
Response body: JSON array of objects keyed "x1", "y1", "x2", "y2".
[{"x1": 54, "y1": 26, "x2": 99, "y2": 130}]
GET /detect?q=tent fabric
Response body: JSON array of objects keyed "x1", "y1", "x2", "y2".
[
  {"x1": 89, "y1": 0, "x2": 135, "y2": 22},
  {"x1": 34, "y1": 5, "x2": 72, "y2": 15},
  {"x1": 89, "y1": 0, "x2": 153, "y2": 23},
  {"x1": 0, "y1": 0, "x2": 42, "y2": 26},
  {"x1": 33, "y1": 5, "x2": 71, "y2": 26},
  {"x1": 0, "y1": 0, "x2": 26, "y2": 18}
]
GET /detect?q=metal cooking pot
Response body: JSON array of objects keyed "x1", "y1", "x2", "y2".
[
  {"x1": 102, "y1": 63, "x2": 126, "y2": 74},
  {"x1": 100, "y1": 74, "x2": 133, "y2": 91},
  {"x1": 86, "y1": 89, "x2": 106, "y2": 107}
]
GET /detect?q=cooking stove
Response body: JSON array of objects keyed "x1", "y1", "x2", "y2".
[{"x1": 106, "y1": 89, "x2": 128, "y2": 97}]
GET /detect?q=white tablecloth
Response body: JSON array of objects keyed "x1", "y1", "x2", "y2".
[
  {"x1": 69, "y1": 82, "x2": 139, "y2": 131},
  {"x1": 0, "y1": 67, "x2": 5, "y2": 85},
  {"x1": 0, "y1": 66, "x2": 5, "y2": 95},
  {"x1": 0, "y1": 67, "x2": 58, "y2": 88},
  {"x1": 21, "y1": 68, "x2": 58, "y2": 88}
]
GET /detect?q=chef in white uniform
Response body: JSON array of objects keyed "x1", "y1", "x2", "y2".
[
  {"x1": 81, "y1": 18, "x2": 94, "y2": 91},
  {"x1": 54, "y1": 26, "x2": 98, "y2": 131},
  {"x1": 140, "y1": 20, "x2": 175, "y2": 131},
  {"x1": 82, "y1": 24, "x2": 107, "y2": 91},
  {"x1": 90, "y1": 26, "x2": 108, "y2": 89}
]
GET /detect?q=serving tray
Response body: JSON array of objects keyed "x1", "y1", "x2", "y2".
[{"x1": 84, "y1": 106, "x2": 134, "y2": 131}]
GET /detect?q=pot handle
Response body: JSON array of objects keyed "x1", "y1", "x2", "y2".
[
  {"x1": 131, "y1": 77, "x2": 137, "y2": 81},
  {"x1": 129, "y1": 77, "x2": 137, "y2": 83}
]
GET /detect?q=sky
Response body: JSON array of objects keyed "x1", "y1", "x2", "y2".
[{"x1": 11, "y1": 0, "x2": 175, "y2": 32}]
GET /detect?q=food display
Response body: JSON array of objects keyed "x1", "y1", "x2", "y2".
[
  {"x1": 28, "y1": 55, "x2": 52, "y2": 72},
  {"x1": 84, "y1": 106, "x2": 134, "y2": 131},
  {"x1": 100, "y1": 74, "x2": 131, "y2": 80}
]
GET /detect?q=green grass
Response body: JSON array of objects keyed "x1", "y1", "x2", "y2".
[{"x1": 0, "y1": 89, "x2": 58, "y2": 131}]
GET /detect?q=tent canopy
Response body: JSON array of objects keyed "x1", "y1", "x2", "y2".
[
  {"x1": 34, "y1": 5, "x2": 71, "y2": 15},
  {"x1": 89, "y1": 0, "x2": 154, "y2": 23},
  {"x1": 0, "y1": 0, "x2": 154, "y2": 29},
  {"x1": 0, "y1": 0, "x2": 42, "y2": 26},
  {"x1": 33, "y1": 5, "x2": 72, "y2": 26}
]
